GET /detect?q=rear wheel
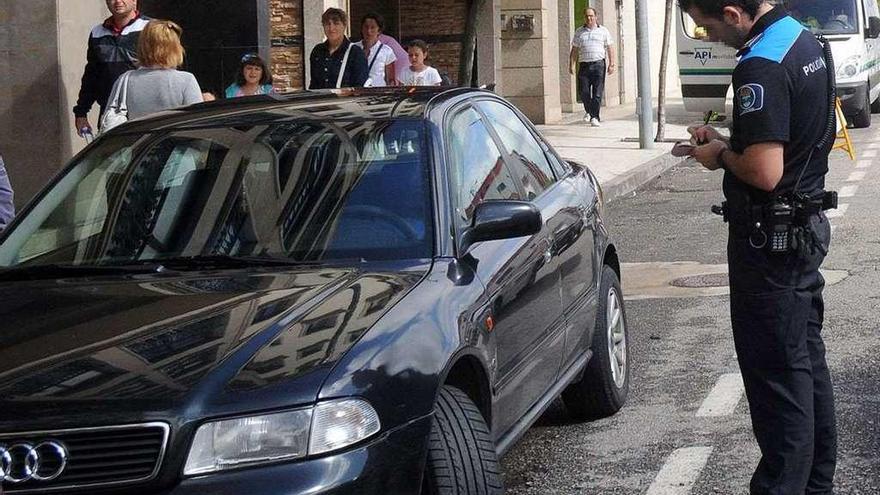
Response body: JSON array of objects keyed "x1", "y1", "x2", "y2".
[
  {"x1": 562, "y1": 265, "x2": 630, "y2": 420},
  {"x1": 422, "y1": 386, "x2": 503, "y2": 495}
]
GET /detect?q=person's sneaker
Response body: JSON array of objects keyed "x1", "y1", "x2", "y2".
[
  {"x1": 590, "y1": 117, "x2": 601, "y2": 127},
  {"x1": 583, "y1": 114, "x2": 592, "y2": 122}
]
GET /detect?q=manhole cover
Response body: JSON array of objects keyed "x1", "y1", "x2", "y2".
[{"x1": 670, "y1": 273, "x2": 729, "y2": 288}]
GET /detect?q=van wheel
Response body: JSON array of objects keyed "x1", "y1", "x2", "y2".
[
  {"x1": 422, "y1": 386, "x2": 503, "y2": 495},
  {"x1": 562, "y1": 265, "x2": 630, "y2": 420},
  {"x1": 871, "y1": 94, "x2": 880, "y2": 113},
  {"x1": 852, "y1": 90, "x2": 872, "y2": 128}
]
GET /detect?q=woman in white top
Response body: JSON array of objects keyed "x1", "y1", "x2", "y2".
[
  {"x1": 106, "y1": 20, "x2": 202, "y2": 121},
  {"x1": 400, "y1": 39, "x2": 442, "y2": 86},
  {"x1": 353, "y1": 13, "x2": 397, "y2": 87}
]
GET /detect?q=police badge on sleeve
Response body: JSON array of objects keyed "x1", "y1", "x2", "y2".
[{"x1": 737, "y1": 83, "x2": 764, "y2": 115}]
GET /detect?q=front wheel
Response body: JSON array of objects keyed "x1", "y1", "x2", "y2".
[
  {"x1": 562, "y1": 265, "x2": 630, "y2": 420},
  {"x1": 851, "y1": 88, "x2": 872, "y2": 128},
  {"x1": 422, "y1": 386, "x2": 503, "y2": 495},
  {"x1": 871, "y1": 92, "x2": 880, "y2": 113}
]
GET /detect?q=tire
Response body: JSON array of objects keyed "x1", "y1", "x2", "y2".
[
  {"x1": 851, "y1": 88, "x2": 872, "y2": 128},
  {"x1": 562, "y1": 265, "x2": 630, "y2": 420},
  {"x1": 422, "y1": 386, "x2": 503, "y2": 495},
  {"x1": 871, "y1": 94, "x2": 880, "y2": 114}
]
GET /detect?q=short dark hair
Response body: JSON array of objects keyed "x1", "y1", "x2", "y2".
[
  {"x1": 321, "y1": 7, "x2": 348, "y2": 26},
  {"x1": 235, "y1": 53, "x2": 273, "y2": 86},
  {"x1": 677, "y1": 0, "x2": 763, "y2": 19},
  {"x1": 361, "y1": 12, "x2": 385, "y2": 32},
  {"x1": 407, "y1": 39, "x2": 429, "y2": 54}
]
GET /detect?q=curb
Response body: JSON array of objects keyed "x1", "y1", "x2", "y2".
[{"x1": 601, "y1": 153, "x2": 687, "y2": 202}]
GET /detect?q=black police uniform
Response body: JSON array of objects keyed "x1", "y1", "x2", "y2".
[
  {"x1": 309, "y1": 37, "x2": 369, "y2": 90},
  {"x1": 725, "y1": 7, "x2": 836, "y2": 494}
]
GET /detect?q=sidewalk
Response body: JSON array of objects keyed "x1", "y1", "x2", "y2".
[{"x1": 536, "y1": 98, "x2": 713, "y2": 202}]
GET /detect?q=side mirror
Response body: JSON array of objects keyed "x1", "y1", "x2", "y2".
[
  {"x1": 868, "y1": 17, "x2": 880, "y2": 39},
  {"x1": 459, "y1": 200, "x2": 542, "y2": 255}
]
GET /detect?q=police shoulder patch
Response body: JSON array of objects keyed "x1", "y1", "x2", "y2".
[{"x1": 737, "y1": 83, "x2": 764, "y2": 115}]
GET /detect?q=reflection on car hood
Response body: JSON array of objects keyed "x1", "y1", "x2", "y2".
[{"x1": 0, "y1": 263, "x2": 425, "y2": 429}]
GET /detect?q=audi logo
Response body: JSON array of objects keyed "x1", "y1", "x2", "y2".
[{"x1": 0, "y1": 441, "x2": 68, "y2": 484}]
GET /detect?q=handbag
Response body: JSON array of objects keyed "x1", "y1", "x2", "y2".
[
  {"x1": 100, "y1": 71, "x2": 132, "y2": 133},
  {"x1": 336, "y1": 43, "x2": 353, "y2": 89}
]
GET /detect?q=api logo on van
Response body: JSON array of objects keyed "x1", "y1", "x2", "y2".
[{"x1": 694, "y1": 48, "x2": 713, "y2": 65}]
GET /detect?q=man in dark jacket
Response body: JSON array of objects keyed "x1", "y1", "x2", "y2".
[
  {"x1": 73, "y1": 0, "x2": 148, "y2": 136},
  {"x1": 0, "y1": 155, "x2": 14, "y2": 231}
]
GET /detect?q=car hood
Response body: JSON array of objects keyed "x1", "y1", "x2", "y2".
[{"x1": 0, "y1": 263, "x2": 426, "y2": 430}]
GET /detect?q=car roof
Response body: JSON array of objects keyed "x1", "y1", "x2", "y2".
[{"x1": 113, "y1": 87, "x2": 492, "y2": 133}]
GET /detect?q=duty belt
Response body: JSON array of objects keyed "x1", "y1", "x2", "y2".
[{"x1": 712, "y1": 191, "x2": 837, "y2": 256}]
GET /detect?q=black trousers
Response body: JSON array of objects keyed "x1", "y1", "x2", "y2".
[
  {"x1": 577, "y1": 60, "x2": 606, "y2": 120},
  {"x1": 728, "y1": 213, "x2": 837, "y2": 495}
]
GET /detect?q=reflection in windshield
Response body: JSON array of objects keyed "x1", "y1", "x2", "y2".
[
  {"x1": 785, "y1": 0, "x2": 859, "y2": 34},
  {"x1": 0, "y1": 120, "x2": 433, "y2": 268}
]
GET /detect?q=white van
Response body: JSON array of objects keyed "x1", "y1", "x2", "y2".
[{"x1": 678, "y1": 0, "x2": 880, "y2": 128}]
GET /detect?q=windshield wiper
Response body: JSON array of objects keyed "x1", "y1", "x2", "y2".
[
  {"x1": 154, "y1": 254, "x2": 312, "y2": 271},
  {"x1": 0, "y1": 262, "x2": 167, "y2": 282}
]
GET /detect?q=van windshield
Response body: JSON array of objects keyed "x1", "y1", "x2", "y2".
[{"x1": 785, "y1": 0, "x2": 860, "y2": 35}]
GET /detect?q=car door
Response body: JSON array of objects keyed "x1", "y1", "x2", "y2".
[
  {"x1": 475, "y1": 99, "x2": 598, "y2": 375},
  {"x1": 444, "y1": 104, "x2": 565, "y2": 435}
]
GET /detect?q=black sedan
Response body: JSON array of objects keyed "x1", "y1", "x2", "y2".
[{"x1": 0, "y1": 88, "x2": 629, "y2": 494}]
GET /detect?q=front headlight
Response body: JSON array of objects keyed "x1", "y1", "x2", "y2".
[
  {"x1": 837, "y1": 55, "x2": 861, "y2": 78},
  {"x1": 183, "y1": 398, "x2": 380, "y2": 476}
]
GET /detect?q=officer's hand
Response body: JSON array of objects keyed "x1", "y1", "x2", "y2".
[
  {"x1": 686, "y1": 125, "x2": 722, "y2": 145},
  {"x1": 691, "y1": 139, "x2": 728, "y2": 171}
]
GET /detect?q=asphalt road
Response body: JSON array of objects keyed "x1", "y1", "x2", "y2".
[{"x1": 501, "y1": 126, "x2": 880, "y2": 494}]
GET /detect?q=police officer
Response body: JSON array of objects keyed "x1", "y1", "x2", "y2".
[{"x1": 680, "y1": 1, "x2": 836, "y2": 494}]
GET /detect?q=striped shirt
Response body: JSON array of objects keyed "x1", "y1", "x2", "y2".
[{"x1": 572, "y1": 25, "x2": 613, "y2": 63}]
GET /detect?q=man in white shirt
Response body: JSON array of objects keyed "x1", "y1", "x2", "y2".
[{"x1": 569, "y1": 8, "x2": 615, "y2": 127}]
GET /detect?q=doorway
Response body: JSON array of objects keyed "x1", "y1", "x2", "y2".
[{"x1": 138, "y1": 0, "x2": 270, "y2": 96}]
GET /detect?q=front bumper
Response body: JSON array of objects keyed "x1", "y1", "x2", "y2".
[
  {"x1": 838, "y1": 81, "x2": 868, "y2": 115},
  {"x1": 162, "y1": 415, "x2": 432, "y2": 495}
]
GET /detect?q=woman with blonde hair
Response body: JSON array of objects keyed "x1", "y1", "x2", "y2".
[{"x1": 106, "y1": 19, "x2": 202, "y2": 122}]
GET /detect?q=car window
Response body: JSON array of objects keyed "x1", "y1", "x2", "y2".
[
  {"x1": 0, "y1": 120, "x2": 434, "y2": 267},
  {"x1": 546, "y1": 150, "x2": 572, "y2": 178},
  {"x1": 446, "y1": 107, "x2": 521, "y2": 225},
  {"x1": 476, "y1": 100, "x2": 556, "y2": 199}
]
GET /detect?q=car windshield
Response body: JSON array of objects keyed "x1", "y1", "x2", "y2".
[
  {"x1": 785, "y1": 0, "x2": 860, "y2": 35},
  {"x1": 0, "y1": 119, "x2": 433, "y2": 269}
]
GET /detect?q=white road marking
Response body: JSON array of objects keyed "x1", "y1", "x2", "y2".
[
  {"x1": 646, "y1": 447, "x2": 714, "y2": 495},
  {"x1": 847, "y1": 171, "x2": 866, "y2": 182},
  {"x1": 838, "y1": 185, "x2": 858, "y2": 198},
  {"x1": 857, "y1": 160, "x2": 872, "y2": 169},
  {"x1": 696, "y1": 373, "x2": 745, "y2": 417},
  {"x1": 827, "y1": 203, "x2": 849, "y2": 219},
  {"x1": 862, "y1": 149, "x2": 878, "y2": 158}
]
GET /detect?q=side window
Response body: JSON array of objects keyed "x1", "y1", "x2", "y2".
[
  {"x1": 476, "y1": 100, "x2": 556, "y2": 199},
  {"x1": 681, "y1": 10, "x2": 710, "y2": 40},
  {"x1": 546, "y1": 150, "x2": 572, "y2": 178},
  {"x1": 446, "y1": 107, "x2": 521, "y2": 225}
]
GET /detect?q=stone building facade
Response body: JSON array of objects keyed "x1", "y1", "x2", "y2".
[
  {"x1": 269, "y1": 0, "x2": 305, "y2": 91},
  {"x1": 0, "y1": 0, "x2": 680, "y2": 208}
]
